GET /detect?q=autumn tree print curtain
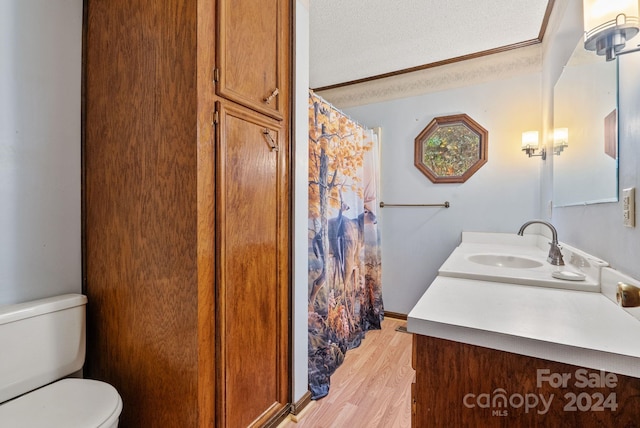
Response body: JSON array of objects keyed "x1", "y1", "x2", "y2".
[{"x1": 308, "y1": 91, "x2": 383, "y2": 400}]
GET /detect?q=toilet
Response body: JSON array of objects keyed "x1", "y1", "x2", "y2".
[{"x1": 0, "y1": 294, "x2": 122, "y2": 427}]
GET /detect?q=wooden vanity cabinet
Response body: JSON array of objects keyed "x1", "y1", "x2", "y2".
[
  {"x1": 83, "y1": 0, "x2": 292, "y2": 426},
  {"x1": 412, "y1": 334, "x2": 640, "y2": 427}
]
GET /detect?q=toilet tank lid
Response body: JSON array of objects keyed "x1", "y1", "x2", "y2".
[{"x1": 0, "y1": 294, "x2": 87, "y2": 325}]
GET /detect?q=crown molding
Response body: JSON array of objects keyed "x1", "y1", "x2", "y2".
[{"x1": 316, "y1": 44, "x2": 543, "y2": 109}]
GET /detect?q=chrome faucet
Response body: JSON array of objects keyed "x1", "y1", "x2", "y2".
[{"x1": 517, "y1": 220, "x2": 565, "y2": 266}]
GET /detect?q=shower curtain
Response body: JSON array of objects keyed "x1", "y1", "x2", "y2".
[{"x1": 308, "y1": 91, "x2": 383, "y2": 400}]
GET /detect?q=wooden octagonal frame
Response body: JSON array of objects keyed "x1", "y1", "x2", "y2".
[{"x1": 414, "y1": 114, "x2": 488, "y2": 183}]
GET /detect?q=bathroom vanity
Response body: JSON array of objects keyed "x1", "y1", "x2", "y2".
[{"x1": 408, "y1": 232, "x2": 640, "y2": 427}]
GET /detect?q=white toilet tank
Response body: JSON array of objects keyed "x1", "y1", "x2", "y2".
[
  {"x1": 0, "y1": 293, "x2": 87, "y2": 404},
  {"x1": 0, "y1": 294, "x2": 122, "y2": 427}
]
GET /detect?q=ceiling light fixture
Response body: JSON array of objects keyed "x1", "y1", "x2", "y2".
[{"x1": 583, "y1": 0, "x2": 640, "y2": 61}]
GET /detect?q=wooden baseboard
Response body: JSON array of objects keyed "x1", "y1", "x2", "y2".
[
  {"x1": 265, "y1": 403, "x2": 294, "y2": 428},
  {"x1": 274, "y1": 391, "x2": 314, "y2": 425},
  {"x1": 384, "y1": 311, "x2": 407, "y2": 320},
  {"x1": 291, "y1": 391, "x2": 312, "y2": 416},
  {"x1": 289, "y1": 401, "x2": 315, "y2": 423}
]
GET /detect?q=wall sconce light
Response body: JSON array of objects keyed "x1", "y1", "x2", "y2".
[
  {"x1": 553, "y1": 128, "x2": 569, "y2": 155},
  {"x1": 583, "y1": 0, "x2": 640, "y2": 61},
  {"x1": 522, "y1": 131, "x2": 546, "y2": 160}
]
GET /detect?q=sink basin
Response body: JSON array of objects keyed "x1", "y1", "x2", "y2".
[
  {"x1": 438, "y1": 234, "x2": 605, "y2": 292},
  {"x1": 467, "y1": 254, "x2": 544, "y2": 269}
]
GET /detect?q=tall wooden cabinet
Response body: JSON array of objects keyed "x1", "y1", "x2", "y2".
[{"x1": 83, "y1": 1, "x2": 291, "y2": 427}]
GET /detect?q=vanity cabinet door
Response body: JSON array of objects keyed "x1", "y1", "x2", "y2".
[
  {"x1": 411, "y1": 334, "x2": 417, "y2": 426},
  {"x1": 413, "y1": 335, "x2": 640, "y2": 427},
  {"x1": 215, "y1": 101, "x2": 290, "y2": 427},
  {"x1": 216, "y1": 0, "x2": 289, "y2": 121}
]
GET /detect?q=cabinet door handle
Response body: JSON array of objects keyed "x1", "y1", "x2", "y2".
[
  {"x1": 263, "y1": 129, "x2": 279, "y2": 151},
  {"x1": 264, "y1": 88, "x2": 279, "y2": 104}
]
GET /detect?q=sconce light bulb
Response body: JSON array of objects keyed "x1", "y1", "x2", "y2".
[
  {"x1": 521, "y1": 131, "x2": 539, "y2": 149},
  {"x1": 553, "y1": 128, "x2": 569, "y2": 147}
]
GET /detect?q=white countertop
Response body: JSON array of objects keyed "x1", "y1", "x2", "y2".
[
  {"x1": 408, "y1": 276, "x2": 640, "y2": 378},
  {"x1": 407, "y1": 232, "x2": 640, "y2": 378}
]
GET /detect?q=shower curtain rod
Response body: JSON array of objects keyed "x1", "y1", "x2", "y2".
[{"x1": 379, "y1": 201, "x2": 450, "y2": 208}]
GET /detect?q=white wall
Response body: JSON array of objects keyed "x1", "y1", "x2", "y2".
[
  {"x1": 0, "y1": 0, "x2": 82, "y2": 305},
  {"x1": 344, "y1": 73, "x2": 543, "y2": 314},
  {"x1": 293, "y1": 0, "x2": 310, "y2": 404},
  {"x1": 543, "y1": 0, "x2": 640, "y2": 279}
]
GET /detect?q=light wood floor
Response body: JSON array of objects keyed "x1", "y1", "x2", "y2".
[{"x1": 281, "y1": 318, "x2": 414, "y2": 428}]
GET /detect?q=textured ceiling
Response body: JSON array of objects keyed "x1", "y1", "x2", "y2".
[{"x1": 310, "y1": 0, "x2": 552, "y2": 89}]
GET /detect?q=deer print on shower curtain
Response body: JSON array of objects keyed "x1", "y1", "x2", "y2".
[{"x1": 307, "y1": 91, "x2": 383, "y2": 400}]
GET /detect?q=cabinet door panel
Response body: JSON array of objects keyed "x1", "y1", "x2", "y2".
[
  {"x1": 216, "y1": 101, "x2": 289, "y2": 427},
  {"x1": 216, "y1": 0, "x2": 287, "y2": 120},
  {"x1": 413, "y1": 335, "x2": 640, "y2": 427}
]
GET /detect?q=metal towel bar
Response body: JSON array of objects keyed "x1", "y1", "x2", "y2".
[{"x1": 379, "y1": 201, "x2": 450, "y2": 208}]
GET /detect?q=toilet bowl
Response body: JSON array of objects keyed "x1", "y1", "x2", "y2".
[
  {"x1": 0, "y1": 294, "x2": 123, "y2": 427},
  {"x1": 0, "y1": 379, "x2": 122, "y2": 427}
]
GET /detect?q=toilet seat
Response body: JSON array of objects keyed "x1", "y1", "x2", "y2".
[{"x1": 0, "y1": 378, "x2": 122, "y2": 427}]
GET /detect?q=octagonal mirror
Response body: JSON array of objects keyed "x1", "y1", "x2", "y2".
[{"x1": 414, "y1": 114, "x2": 488, "y2": 183}]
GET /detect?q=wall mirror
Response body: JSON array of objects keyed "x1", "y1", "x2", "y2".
[
  {"x1": 553, "y1": 37, "x2": 619, "y2": 207},
  {"x1": 414, "y1": 114, "x2": 488, "y2": 184}
]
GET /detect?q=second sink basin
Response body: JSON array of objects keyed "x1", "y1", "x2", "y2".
[{"x1": 467, "y1": 254, "x2": 544, "y2": 269}]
